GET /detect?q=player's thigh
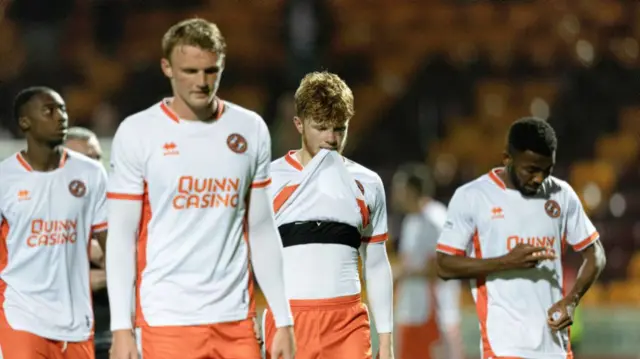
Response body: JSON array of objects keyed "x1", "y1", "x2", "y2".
[
  {"x1": 0, "y1": 328, "x2": 51, "y2": 359},
  {"x1": 397, "y1": 323, "x2": 439, "y2": 359},
  {"x1": 139, "y1": 325, "x2": 210, "y2": 359},
  {"x1": 320, "y1": 304, "x2": 372, "y2": 359},
  {"x1": 62, "y1": 339, "x2": 94, "y2": 359},
  {"x1": 209, "y1": 319, "x2": 261, "y2": 359}
]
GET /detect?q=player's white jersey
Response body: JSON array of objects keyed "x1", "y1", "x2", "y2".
[
  {"x1": 270, "y1": 150, "x2": 388, "y2": 300},
  {"x1": 437, "y1": 168, "x2": 599, "y2": 359},
  {"x1": 107, "y1": 99, "x2": 272, "y2": 327},
  {"x1": 396, "y1": 200, "x2": 461, "y2": 328},
  {"x1": 0, "y1": 150, "x2": 107, "y2": 341}
]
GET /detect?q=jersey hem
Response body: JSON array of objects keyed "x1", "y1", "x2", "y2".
[
  {"x1": 138, "y1": 310, "x2": 256, "y2": 327},
  {"x1": 486, "y1": 349, "x2": 573, "y2": 359},
  {"x1": 1, "y1": 325, "x2": 92, "y2": 342}
]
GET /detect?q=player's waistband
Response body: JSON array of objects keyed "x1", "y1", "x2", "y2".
[{"x1": 288, "y1": 293, "x2": 362, "y2": 311}]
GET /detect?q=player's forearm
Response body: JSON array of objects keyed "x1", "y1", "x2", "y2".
[
  {"x1": 247, "y1": 187, "x2": 293, "y2": 327},
  {"x1": 362, "y1": 242, "x2": 394, "y2": 334},
  {"x1": 106, "y1": 199, "x2": 141, "y2": 331},
  {"x1": 436, "y1": 252, "x2": 507, "y2": 279},
  {"x1": 568, "y1": 240, "x2": 606, "y2": 305},
  {"x1": 91, "y1": 269, "x2": 107, "y2": 292}
]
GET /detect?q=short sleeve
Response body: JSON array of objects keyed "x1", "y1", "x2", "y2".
[
  {"x1": 565, "y1": 186, "x2": 599, "y2": 251},
  {"x1": 362, "y1": 179, "x2": 389, "y2": 243},
  {"x1": 91, "y1": 165, "x2": 108, "y2": 233},
  {"x1": 251, "y1": 119, "x2": 272, "y2": 189},
  {"x1": 107, "y1": 120, "x2": 145, "y2": 200},
  {"x1": 436, "y1": 188, "x2": 475, "y2": 256}
]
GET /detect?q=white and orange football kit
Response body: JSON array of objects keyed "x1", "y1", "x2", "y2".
[
  {"x1": 396, "y1": 200, "x2": 463, "y2": 359},
  {"x1": 262, "y1": 149, "x2": 393, "y2": 359},
  {"x1": 105, "y1": 99, "x2": 292, "y2": 359},
  {"x1": 0, "y1": 150, "x2": 108, "y2": 359},
  {"x1": 437, "y1": 168, "x2": 600, "y2": 359}
]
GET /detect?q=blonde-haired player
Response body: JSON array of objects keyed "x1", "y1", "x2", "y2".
[
  {"x1": 106, "y1": 18, "x2": 294, "y2": 359},
  {"x1": 263, "y1": 72, "x2": 394, "y2": 359}
]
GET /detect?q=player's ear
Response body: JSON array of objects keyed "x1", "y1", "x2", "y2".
[
  {"x1": 293, "y1": 116, "x2": 304, "y2": 134},
  {"x1": 18, "y1": 115, "x2": 30, "y2": 132},
  {"x1": 160, "y1": 58, "x2": 173, "y2": 78},
  {"x1": 502, "y1": 150, "x2": 512, "y2": 167}
]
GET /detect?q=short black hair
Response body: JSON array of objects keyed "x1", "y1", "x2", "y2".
[
  {"x1": 507, "y1": 117, "x2": 557, "y2": 157},
  {"x1": 395, "y1": 163, "x2": 435, "y2": 197},
  {"x1": 12, "y1": 86, "x2": 55, "y2": 123}
]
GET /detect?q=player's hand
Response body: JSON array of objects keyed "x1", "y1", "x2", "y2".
[
  {"x1": 270, "y1": 326, "x2": 296, "y2": 359},
  {"x1": 547, "y1": 296, "x2": 577, "y2": 331},
  {"x1": 109, "y1": 330, "x2": 139, "y2": 359},
  {"x1": 500, "y1": 243, "x2": 556, "y2": 270}
]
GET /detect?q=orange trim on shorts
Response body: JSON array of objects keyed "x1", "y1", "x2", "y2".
[
  {"x1": 288, "y1": 293, "x2": 362, "y2": 310},
  {"x1": 135, "y1": 182, "x2": 151, "y2": 327},
  {"x1": 436, "y1": 243, "x2": 466, "y2": 256},
  {"x1": 0, "y1": 219, "x2": 10, "y2": 328},
  {"x1": 285, "y1": 151, "x2": 303, "y2": 171},
  {"x1": 107, "y1": 192, "x2": 144, "y2": 200},
  {"x1": 251, "y1": 178, "x2": 272, "y2": 189}
]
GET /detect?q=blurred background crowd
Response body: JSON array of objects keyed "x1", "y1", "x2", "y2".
[{"x1": 0, "y1": 0, "x2": 639, "y2": 357}]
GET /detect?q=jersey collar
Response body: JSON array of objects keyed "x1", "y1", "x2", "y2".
[
  {"x1": 285, "y1": 150, "x2": 303, "y2": 171},
  {"x1": 159, "y1": 97, "x2": 225, "y2": 123},
  {"x1": 17, "y1": 149, "x2": 68, "y2": 172},
  {"x1": 488, "y1": 167, "x2": 507, "y2": 190}
]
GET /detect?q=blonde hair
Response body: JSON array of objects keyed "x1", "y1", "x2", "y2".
[
  {"x1": 294, "y1": 72, "x2": 354, "y2": 126},
  {"x1": 162, "y1": 18, "x2": 226, "y2": 60}
]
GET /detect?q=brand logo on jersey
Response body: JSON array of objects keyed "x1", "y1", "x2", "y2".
[
  {"x1": 68, "y1": 180, "x2": 87, "y2": 198},
  {"x1": 27, "y1": 219, "x2": 78, "y2": 247},
  {"x1": 227, "y1": 133, "x2": 247, "y2": 154},
  {"x1": 506, "y1": 235, "x2": 557, "y2": 255},
  {"x1": 544, "y1": 200, "x2": 561, "y2": 218},
  {"x1": 491, "y1": 207, "x2": 504, "y2": 219},
  {"x1": 163, "y1": 142, "x2": 179, "y2": 156},
  {"x1": 17, "y1": 190, "x2": 30, "y2": 201},
  {"x1": 172, "y1": 176, "x2": 241, "y2": 209}
]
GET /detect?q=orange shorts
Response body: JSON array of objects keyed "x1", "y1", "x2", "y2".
[
  {"x1": 397, "y1": 317, "x2": 440, "y2": 359},
  {"x1": 0, "y1": 328, "x2": 94, "y2": 359},
  {"x1": 263, "y1": 294, "x2": 372, "y2": 359},
  {"x1": 137, "y1": 318, "x2": 261, "y2": 359}
]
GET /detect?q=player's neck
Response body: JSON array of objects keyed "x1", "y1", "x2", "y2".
[
  {"x1": 170, "y1": 96, "x2": 218, "y2": 122},
  {"x1": 497, "y1": 167, "x2": 517, "y2": 191},
  {"x1": 295, "y1": 148, "x2": 314, "y2": 167},
  {"x1": 23, "y1": 140, "x2": 64, "y2": 172}
]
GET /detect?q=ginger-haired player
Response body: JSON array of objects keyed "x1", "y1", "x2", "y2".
[
  {"x1": 436, "y1": 117, "x2": 606, "y2": 358},
  {"x1": 106, "y1": 18, "x2": 294, "y2": 359},
  {"x1": 0, "y1": 87, "x2": 108, "y2": 359},
  {"x1": 264, "y1": 72, "x2": 394, "y2": 359}
]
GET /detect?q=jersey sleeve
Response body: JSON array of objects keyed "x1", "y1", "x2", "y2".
[
  {"x1": 565, "y1": 186, "x2": 600, "y2": 251},
  {"x1": 107, "y1": 120, "x2": 145, "y2": 200},
  {"x1": 251, "y1": 118, "x2": 272, "y2": 189},
  {"x1": 362, "y1": 179, "x2": 389, "y2": 243},
  {"x1": 91, "y1": 165, "x2": 108, "y2": 233},
  {"x1": 436, "y1": 188, "x2": 475, "y2": 256}
]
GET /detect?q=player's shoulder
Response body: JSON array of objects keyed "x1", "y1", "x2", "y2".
[
  {"x1": 222, "y1": 101, "x2": 266, "y2": 128},
  {"x1": 543, "y1": 175, "x2": 579, "y2": 200},
  {"x1": 343, "y1": 157, "x2": 383, "y2": 186},
  {"x1": 0, "y1": 152, "x2": 21, "y2": 175},
  {"x1": 64, "y1": 150, "x2": 106, "y2": 174},
  {"x1": 116, "y1": 101, "x2": 166, "y2": 135},
  {"x1": 423, "y1": 200, "x2": 447, "y2": 217},
  {"x1": 271, "y1": 153, "x2": 294, "y2": 172}
]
